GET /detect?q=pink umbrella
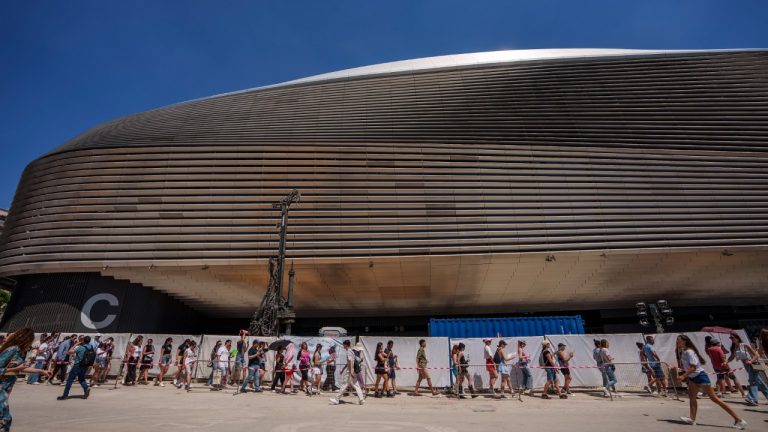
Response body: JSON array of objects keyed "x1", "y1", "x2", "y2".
[{"x1": 701, "y1": 326, "x2": 736, "y2": 335}]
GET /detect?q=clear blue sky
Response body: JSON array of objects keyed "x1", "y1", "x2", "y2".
[{"x1": 1, "y1": 0, "x2": 767, "y2": 208}]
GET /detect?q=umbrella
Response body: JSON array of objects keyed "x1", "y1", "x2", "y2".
[
  {"x1": 268, "y1": 339, "x2": 293, "y2": 351},
  {"x1": 701, "y1": 326, "x2": 736, "y2": 335}
]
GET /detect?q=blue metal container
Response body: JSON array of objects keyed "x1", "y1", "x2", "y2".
[{"x1": 428, "y1": 316, "x2": 584, "y2": 338}]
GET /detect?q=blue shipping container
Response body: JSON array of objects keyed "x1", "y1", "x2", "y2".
[{"x1": 428, "y1": 316, "x2": 584, "y2": 338}]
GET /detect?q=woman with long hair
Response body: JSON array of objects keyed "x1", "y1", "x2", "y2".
[
  {"x1": 181, "y1": 340, "x2": 198, "y2": 391},
  {"x1": 495, "y1": 341, "x2": 517, "y2": 398},
  {"x1": 322, "y1": 346, "x2": 338, "y2": 391},
  {"x1": 727, "y1": 333, "x2": 768, "y2": 406},
  {"x1": 676, "y1": 335, "x2": 746, "y2": 429},
  {"x1": 139, "y1": 338, "x2": 155, "y2": 384},
  {"x1": 517, "y1": 340, "x2": 533, "y2": 396},
  {"x1": 155, "y1": 337, "x2": 173, "y2": 387},
  {"x1": 451, "y1": 344, "x2": 460, "y2": 395},
  {"x1": 455, "y1": 343, "x2": 476, "y2": 398},
  {"x1": 272, "y1": 347, "x2": 286, "y2": 392},
  {"x1": 298, "y1": 342, "x2": 311, "y2": 394},
  {"x1": 123, "y1": 335, "x2": 143, "y2": 385},
  {"x1": 0, "y1": 328, "x2": 51, "y2": 431},
  {"x1": 373, "y1": 342, "x2": 388, "y2": 398},
  {"x1": 311, "y1": 344, "x2": 324, "y2": 395},
  {"x1": 207, "y1": 340, "x2": 221, "y2": 386}
]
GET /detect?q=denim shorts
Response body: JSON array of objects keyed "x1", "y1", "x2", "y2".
[
  {"x1": 689, "y1": 372, "x2": 711, "y2": 386},
  {"x1": 652, "y1": 364, "x2": 665, "y2": 379},
  {"x1": 545, "y1": 367, "x2": 558, "y2": 382},
  {"x1": 96, "y1": 357, "x2": 107, "y2": 368}
]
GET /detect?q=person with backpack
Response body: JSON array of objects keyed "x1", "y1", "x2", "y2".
[
  {"x1": 329, "y1": 339, "x2": 364, "y2": 405},
  {"x1": 540, "y1": 340, "x2": 566, "y2": 399},
  {"x1": 57, "y1": 336, "x2": 93, "y2": 400}
]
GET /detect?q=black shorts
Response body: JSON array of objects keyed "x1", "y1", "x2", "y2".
[
  {"x1": 388, "y1": 369, "x2": 396, "y2": 379},
  {"x1": 560, "y1": 368, "x2": 570, "y2": 376},
  {"x1": 300, "y1": 369, "x2": 309, "y2": 381},
  {"x1": 375, "y1": 366, "x2": 387, "y2": 375}
]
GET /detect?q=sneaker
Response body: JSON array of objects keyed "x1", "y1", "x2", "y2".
[
  {"x1": 566, "y1": 391, "x2": 574, "y2": 396},
  {"x1": 542, "y1": 394, "x2": 550, "y2": 399},
  {"x1": 84, "y1": 388, "x2": 90, "y2": 399},
  {"x1": 643, "y1": 385, "x2": 652, "y2": 394},
  {"x1": 680, "y1": 417, "x2": 696, "y2": 426},
  {"x1": 733, "y1": 419, "x2": 747, "y2": 430},
  {"x1": 603, "y1": 388, "x2": 611, "y2": 397},
  {"x1": 329, "y1": 398, "x2": 339, "y2": 405},
  {"x1": 30, "y1": 382, "x2": 41, "y2": 385},
  {"x1": 745, "y1": 399, "x2": 758, "y2": 406},
  {"x1": 358, "y1": 399, "x2": 365, "y2": 405},
  {"x1": 159, "y1": 382, "x2": 165, "y2": 387},
  {"x1": 56, "y1": 396, "x2": 68, "y2": 400},
  {"x1": 559, "y1": 394, "x2": 568, "y2": 399}
]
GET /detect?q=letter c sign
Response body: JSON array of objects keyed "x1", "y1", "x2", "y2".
[{"x1": 80, "y1": 293, "x2": 119, "y2": 330}]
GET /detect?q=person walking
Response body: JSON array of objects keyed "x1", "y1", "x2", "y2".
[
  {"x1": 57, "y1": 336, "x2": 94, "y2": 400},
  {"x1": 637, "y1": 342, "x2": 658, "y2": 395},
  {"x1": 272, "y1": 347, "x2": 286, "y2": 393},
  {"x1": 90, "y1": 337, "x2": 112, "y2": 388},
  {"x1": 139, "y1": 338, "x2": 155, "y2": 385},
  {"x1": 455, "y1": 343, "x2": 477, "y2": 398},
  {"x1": 373, "y1": 342, "x2": 389, "y2": 398},
  {"x1": 297, "y1": 342, "x2": 312, "y2": 394},
  {"x1": 172, "y1": 339, "x2": 189, "y2": 387},
  {"x1": 384, "y1": 340, "x2": 400, "y2": 396},
  {"x1": 517, "y1": 340, "x2": 533, "y2": 396},
  {"x1": 642, "y1": 336, "x2": 668, "y2": 396},
  {"x1": 214, "y1": 340, "x2": 231, "y2": 390},
  {"x1": 676, "y1": 335, "x2": 746, "y2": 429},
  {"x1": 240, "y1": 339, "x2": 263, "y2": 393},
  {"x1": 322, "y1": 346, "x2": 338, "y2": 391},
  {"x1": 232, "y1": 331, "x2": 247, "y2": 388},
  {"x1": 540, "y1": 340, "x2": 566, "y2": 399},
  {"x1": 181, "y1": 340, "x2": 198, "y2": 391},
  {"x1": 154, "y1": 337, "x2": 173, "y2": 387},
  {"x1": 483, "y1": 338, "x2": 498, "y2": 395},
  {"x1": 593, "y1": 339, "x2": 609, "y2": 397},
  {"x1": 557, "y1": 343, "x2": 574, "y2": 396},
  {"x1": 123, "y1": 335, "x2": 143, "y2": 386},
  {"x1": 0, "y1": 328, "x2": 52, "y2": 431},
  {"x1": 494, "y1": 340, "x2": 517, "y2": 398},
  {"x1": 414, "y1": 339, "x2": 440, "y2": 397},
  {"x1": 329, "y1": 340, "x2": 364, "y2": 405},
  {"x1": 599, "y1": 339, "x2": 618, "y2": 397},
  {"x1": 728, "y1": 333, "x2": 768, "y2": 406},
  {"x1": 311, "y1": 344, "x2": 324, "y2": 395},
  {"x1": 27, "y1": 335, "x2": 52, "y2": 385},
  {"x1": 352, "y1": 343, "x2": 367, "y2": 396},
  {"x1": 48, "y1": 334, "x2": 76, "y2": 385},
  {"x1": 206, "y1": 340, "x2": 222, "y2": 386}
]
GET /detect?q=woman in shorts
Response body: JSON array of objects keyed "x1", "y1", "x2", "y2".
[
  {"x1": 557, "y1": 343, "x2": 574, "y2": 396},
  {"x1": 676, "y1": 335, "x2": 746, "y2": 429},
  {"x1": 297, "y1": 342, "x2": 311, "y2": 394},
  {"x1": 123, "y1": 335, "x2": 143, "y2": 385},
  {"x1": 155, "y1": 337, "x2": 173, "y2": 387},
  {"x1": 90, "y1": 338, "x2": 111, "y2": 388},
  {"x1": 728, "y1": 332, "x2": 768, "y2": 406},
  {"x1": 373, "y1": 342, "x2": 389, "y2": 398},
  {"x1": 139, "y1": 338, "x2": 155, "y2": 384},
  {"x1": 495, "y1": 340, "x2": 516, "y2": 397},
  {"x1": 311, "y1": 343, "x2": 324, "y2": 395},
  {"x1": 182, "y1": 340, "x2": 198, "y2": 391}
]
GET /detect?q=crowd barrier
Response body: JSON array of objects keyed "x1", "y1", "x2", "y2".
[{"x1": 11, "y1": 328, "x2": 758, "y2": 398}]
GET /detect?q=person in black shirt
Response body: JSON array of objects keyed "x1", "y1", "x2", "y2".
[
  {"x1": 172, "y1": 339, "x2": 190, "y2": 387},
  {"x1": 239, "y1": 340, "x2": 263, "y2": 393},
  {"x1": 154, "y1": 338, "x2": 173, "y2": 387}
]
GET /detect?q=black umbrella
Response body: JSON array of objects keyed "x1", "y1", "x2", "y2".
[{"x1": 268, "y1": 339, "x2": 292, "y2": 351}]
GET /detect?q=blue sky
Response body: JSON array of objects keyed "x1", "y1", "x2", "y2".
[{"x1": 1, "y1": 0, "x2": 767, "y2": 208}]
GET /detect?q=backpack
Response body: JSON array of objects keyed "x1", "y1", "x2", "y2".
[
  {"x1": 353, "y1": 352, "x2": 362, "y2": 374},
  {"x1": 493, "y1": 349, "x2": 502, "y2": 364},
  {"x1": 539, "y1": 349, "x2": 550, "y2": 367},
  {"x1": 79, "y1": 346, "x2": 96, "y2": 368}
]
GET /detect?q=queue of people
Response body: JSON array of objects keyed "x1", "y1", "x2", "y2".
[{"x1": 1, "y1": 328, "x2": 766, "y2": 431}]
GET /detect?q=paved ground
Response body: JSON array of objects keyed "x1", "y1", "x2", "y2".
[{"x1": 10, "y1": 383, "x2": 768, "y2": 432}]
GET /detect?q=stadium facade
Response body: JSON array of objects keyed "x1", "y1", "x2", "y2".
[{"x1": 1, "y1": 49, "x2": 767, "y2": 334}]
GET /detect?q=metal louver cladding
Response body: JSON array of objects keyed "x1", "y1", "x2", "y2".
[{"x1": 1, "y1": 49, "x2": 767, "y2": 318}]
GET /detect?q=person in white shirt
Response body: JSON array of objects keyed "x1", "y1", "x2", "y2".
[
  {"x1": 27, "y1": 335, "x2": 51, "y2": 384},
  {"x1": 215, "y1": 340, "x2": 231, "y2": 390},
  {"x1": 676, "y1": 335, "x2": 746, "y2": 429},
  {"x1": 483, "y1": 338, "x2": 498, "y2": 394},
  {"x1": 181, "y1": 340, "x2": 198, "y2": 391},
  {"x1": 329, "y1": 340, "x2": 364, "y2": 405}
]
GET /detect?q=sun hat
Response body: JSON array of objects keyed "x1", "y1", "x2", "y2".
[{"x1": 482, "y1": 338, "x2": 492, "y2": 343}]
